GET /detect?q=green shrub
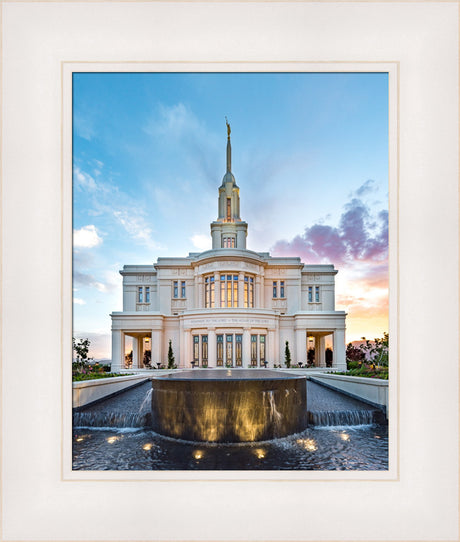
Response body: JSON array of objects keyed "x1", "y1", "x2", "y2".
[
  {"x1": 284, "y1": 341, "x2": 291, "y2": 368},
  {"x1": 73, "y1": 372, "x2": 132, "y2": 382}
]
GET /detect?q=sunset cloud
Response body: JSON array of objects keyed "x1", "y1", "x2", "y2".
[
  {"x1": 272, "y1": 197, "x2": 387, "y2": 267},
  {"x1": 271, "y1": 184, "x2": 388, "y2": 341}
]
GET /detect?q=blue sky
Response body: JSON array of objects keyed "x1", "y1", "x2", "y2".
[{"x1": 73, "y1": 72, "x2": 388, "y2": 359}]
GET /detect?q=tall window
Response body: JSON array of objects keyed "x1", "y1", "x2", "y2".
[
  {"x1": 226, "y1": 334, "x2": 233, "y2": 366},
  {"x1": 259, "y1": 335, "x2": 266, "y2": 365},
  {"x1": 273, "y1": 281, "x2": 277, "y2": 298},
  {"x1": 201, "y1": 335, "x2": 208, "y2": 367},
  {"x1": 138, "y1": 287, "x2": 143, "y2": 303},
  {"x1": 220, "y1": 274, "x2": 238, "y2": 307},
  {"x1": 226, "y1": 198, "x2": 231, "y2": 221},
  {"x1": 244, "y1": 276, "x2": 254, "y2": 308},
  {"x1": 235, "y1": 334, "x2": 242, "y2": 366},
  {"x1": 145, "y1": 286, "x2": 150, "y2": 303},
  {"x1": 315, "y1": 286, "x2": 320, "y2": 302},
  {"x1": 205, "y1": 276, "x2": 215, "y2": 308},
  {"x1": 193, "y1": 335, "x2": 199, "y2": 363},
  {"x1": 181, "y1": 281, "x2": 186, "y2": 298},
  {"x1": 173, "y1": 281, "x2": 178, "y2": 298},
  {"x1": 308, "y1": 286, "x2": 313, "y2": 303},
  {"x1": 251, "y1": 335, "x2": 258, "y2": 366},
  {"x1": 217, "y1": 335, "x2": 224, "y2": 366},
  {"x1": 280, "y1": 281, "x2": 285, "y2": 298}
]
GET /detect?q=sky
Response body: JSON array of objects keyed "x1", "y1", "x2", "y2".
[{"x1": 73, "y1": 72, "x2": 388, "y2": 360}]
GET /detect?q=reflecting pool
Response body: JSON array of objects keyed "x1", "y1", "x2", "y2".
[
  {"x1": 73, "y1": 424, "x2": 388, "y2": 470},
  {"x1": 72, "y1": 379, "x2": 388, "y2": 470}
]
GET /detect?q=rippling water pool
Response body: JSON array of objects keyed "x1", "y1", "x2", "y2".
[{"x1": 73, "y1": 424, "x2": 388, "y2": 470}]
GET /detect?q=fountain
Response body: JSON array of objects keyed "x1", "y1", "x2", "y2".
[{"x1": 150, "y1": 369, "x2": 307, "y2": 443}]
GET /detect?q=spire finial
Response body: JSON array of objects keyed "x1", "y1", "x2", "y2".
[{"x1": 225, "y1": 117, "x2": 232, "y2": 172}]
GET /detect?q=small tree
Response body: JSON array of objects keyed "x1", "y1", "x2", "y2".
[
  {"x1": 284, "y1": 340, "x2": 291, "y2": 368},
  {"x1": 375, "y1": 332, "x2": 389, "y2": 367},
  {"x1": 346, "y1": 342, "x2": 365, "y2": 362},
  {"x1": 363, "y1": 332, "x2": 389, "y2": 368},
  {"x1": 325, "y1": 347, "x2": 333, "y2": 367},
  {"x1": 307, "y1": 347, "x2": 315, "y2": 367},
  {"x1": 143, "y1": 349, "x2": 151, "y2": 368},
  {"x1": 167, "y1": 339, "x2": 175, "y2": 369},
  {"x1": 125, "y1": 349, "x2": 133, "y2": 368},
  {"x1": 72, "y1": 337, "x2": 93, "y2": 374}
]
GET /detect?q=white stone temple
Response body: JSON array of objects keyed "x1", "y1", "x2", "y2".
[{"x1": 110, "y1": 123, "x2": 347, "y2": 371}]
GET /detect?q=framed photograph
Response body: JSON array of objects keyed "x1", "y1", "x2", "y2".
[
  {"x1": 68, "y1": 69, "x2": 391, "y2": 476},
  {"x1": 2, "y1": 1, "x2": 458, "y2": 541}
]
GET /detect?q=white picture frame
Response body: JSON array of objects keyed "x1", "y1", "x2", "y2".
[{"x1": 1, "y1": 1, "x2": 458, "y2": 540}]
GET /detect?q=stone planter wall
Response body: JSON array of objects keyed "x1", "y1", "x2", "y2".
[
  {"x1": 73, "y1": 374, "x2": 150, "y2": 408},
  {"x1": 309, "y1": 373, "x2": 389, "y2": 416}
]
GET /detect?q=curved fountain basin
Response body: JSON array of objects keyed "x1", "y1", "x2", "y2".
[{"x1": 150, "y1": 369, "x2": 307, "y2": 443}]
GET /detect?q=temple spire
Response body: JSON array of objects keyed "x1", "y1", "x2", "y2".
[
  {"x1": 210, "y1": 122, "x2": 247, "y2": 249},
  {"x1": 225, "y1": 117, "x2": 231, "y2": 172}
]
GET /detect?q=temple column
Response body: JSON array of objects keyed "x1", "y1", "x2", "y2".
[
  {"x1": 274, "y1": 320, "x2": 280, "y2": 365},
  {"x1": 268, "y1": 330, "x2": 275, "y2": 367},
  {"x1": 138, "y1": 337, "x2": 145, "y2": 368},
  {"x1": 132, "y1": 337, "x2": 139, "y2": 368},
  {"x1": 243, "y1": 328, "x2": 251, "y2": 368},
  {"x1": 238, "y1": 272, "x2": 244, "y2": 308},
  {"x1": 259, "y1": 273, "x2": 265, "y2": 308},
  {"x1": 152, "y1": 330, "x2": 162, "y2": 366},
  {"x1": 184, "y1": 329, "x2": 191, "y2": 368},
  {"x1": 236, "y1": 228, "x2": 246, "y2": 249},
  {"x1": 211, "y1": 228, "x2": 221, "y2": 249},
  {"x1": 295, "y1": 328, "x2": 307, "y2": 366},
  {"x1": 111, "y1": 329, "x2": 124, "y2": 372},
  {"x1": 208, "y1": 328, "x2": 216, "y2": 367},
  {"x1": 179, "y1": 324, "x2": 184, "y2": 368},
  {"x1": 333, "y1": 329, "x2": 347, "y2": 371},
  {"x1": 194, "y1": 274, "x2": 199, "y2": 307},
  {"x1": 198, "y1": 276, "x2": 204, "y2": 308},
  {"x1": 318, "y1": 336, "x2": 326, "y2": 367},
  {"x1": 255, "y1": 276, "x2": 261, "y2": 309},
  {"x1": 214, "y1": 272, "x2": 220, "y2": 308}
]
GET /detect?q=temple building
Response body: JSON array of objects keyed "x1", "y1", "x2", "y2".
[{"x1": 110, "y1": 124, "x2": 347, "y2": 371}]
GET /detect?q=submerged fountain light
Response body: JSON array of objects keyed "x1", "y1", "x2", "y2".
[
  {"x1": 297, "y1": 438, "x2": 317, "y2": 452},
  {"x1": 107, "y1": 436, "x2": 119, "y2": 444},
  {"x1": 142, "y1": 443, "x2": 153, "y2": 451},
  {"x1": 340, "y1": 432, "x2": 350, "y2": 441},
  {"x1": 193, "y1": 450, "x2": 204, "y2": 460},
  {"x1": 254, "y1": 448, "x2": 266, "y2": 459}
]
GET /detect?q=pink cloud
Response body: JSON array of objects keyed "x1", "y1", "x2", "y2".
[
  {"x1": 272, "y1": 194, "x2": 388, "y2": 267},
  {"x1": 271, "y1": 185, "x2": 389, "y2": 339}
]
